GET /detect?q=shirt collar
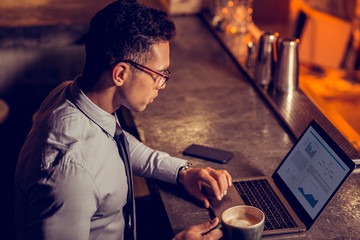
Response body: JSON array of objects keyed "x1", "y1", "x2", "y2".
[{"x1": 69, "y1": 76, "x2": 118, "y2": 138}]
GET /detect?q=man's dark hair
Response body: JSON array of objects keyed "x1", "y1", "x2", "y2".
[{"x1": 81, "y1": 0, "x2": 176, "y2": 90}]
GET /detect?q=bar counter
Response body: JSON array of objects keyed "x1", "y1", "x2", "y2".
[{"x1": 130, "y1": 16, "x2": 360, "y2": 239}]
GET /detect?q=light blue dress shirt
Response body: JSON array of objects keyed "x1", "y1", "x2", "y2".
[{"x1": 15, "y1": 80, "x2": 187, "y2": 240}]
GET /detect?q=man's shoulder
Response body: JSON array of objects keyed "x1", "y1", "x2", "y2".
[
  {"x1": 19, "y1": 80, "x2": 114, "y2": 176},
  {"x1": 33, "y1": 99, "x2": 86, "y2": 139},
  {"x1": 17, "y1": 107, "x2": 107, "y2": 184}
]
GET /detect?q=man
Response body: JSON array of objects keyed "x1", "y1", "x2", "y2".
[{"x1": 15, "y1": 1, "x2": 232, "y2": 239}]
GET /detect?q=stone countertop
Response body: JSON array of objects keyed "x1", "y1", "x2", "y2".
[
  {"x1": 131, "y1": 16, "x2": 360, "y2": 239},
  {"x1": 200, "y1": 13, "x2": 360, "y2": 161}
]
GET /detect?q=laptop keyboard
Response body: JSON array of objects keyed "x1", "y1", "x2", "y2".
[{"x1": 234, "y1": 179, "x2": 298, "y2": 231}]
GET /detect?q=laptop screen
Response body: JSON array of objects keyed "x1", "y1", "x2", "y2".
[{"x1": 276, "y1": 121, "x2": 353, "y2": 220}]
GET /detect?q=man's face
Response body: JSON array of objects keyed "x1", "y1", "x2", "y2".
[{"x1": 120, "y1": 42, "x2": 170, "y2": 112}]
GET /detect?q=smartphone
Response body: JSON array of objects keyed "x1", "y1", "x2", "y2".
[{"x1": 183, "y1": 144, "x2": 233, "y2": 164}]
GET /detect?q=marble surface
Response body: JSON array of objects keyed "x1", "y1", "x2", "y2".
[{"x1": 131, "y1": 16, "x2": 360, "y2": 239}]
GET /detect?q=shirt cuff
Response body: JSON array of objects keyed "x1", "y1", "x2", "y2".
[{"x1": 154, "y1": 154, "x2": 188, "y2": 185}]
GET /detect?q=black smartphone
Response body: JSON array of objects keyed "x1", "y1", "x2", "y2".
[{"x1": 183, "y1": 144, "x2": 233, "y2": 164}]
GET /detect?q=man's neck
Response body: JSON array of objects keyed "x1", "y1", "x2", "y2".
[
  {"x1": 81, "y1": 74, "x2": 118, "y2": 114},
  {"x1": 85, "y1": 89, "x2": 116, "y2": 114}
]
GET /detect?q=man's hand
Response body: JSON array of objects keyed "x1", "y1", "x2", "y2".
[
  {"x1": 172, "y1": 217, "x2": 223, "y2": 240},
  {"x1": 178, "y1": 167, "x2": 232, "y2": 208}
]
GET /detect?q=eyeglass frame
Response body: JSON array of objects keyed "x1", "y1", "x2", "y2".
[{"x1": 122, "y1": 60, "x2": 170, "y2": 89}]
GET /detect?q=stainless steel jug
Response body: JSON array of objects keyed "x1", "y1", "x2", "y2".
[
  {"x1": 274, "y1": 38, "x2": 300, "y2": 94},
  {"x1": 254, "y1": 32, "x2": 278, "y2": 89}
]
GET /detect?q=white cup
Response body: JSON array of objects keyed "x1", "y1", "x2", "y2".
[{"x1": 221, "y1": 205, "x2": 265, "y2": 240}]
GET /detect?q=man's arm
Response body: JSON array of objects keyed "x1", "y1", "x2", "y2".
[
  {"x1": 125, "y1": 131, "x2": 232, "y2": 208},
  {"x1": 22, "y1": 161, "x2": 99, "y2": 240},
  {"x1": 125, "y1": 131, "x2": 187, "y2": 184}
]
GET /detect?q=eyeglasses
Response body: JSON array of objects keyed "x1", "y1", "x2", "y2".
[{"x1": 123, "y1": 60, "x2": 170, "y2": 89}]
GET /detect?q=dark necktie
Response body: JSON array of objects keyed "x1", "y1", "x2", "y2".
[{"x1": 114, "y1": 132, "x2": 136, "y2": 240}]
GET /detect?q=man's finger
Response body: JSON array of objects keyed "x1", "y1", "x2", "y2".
[
  {"x1": 200, "y1": 218, "x2": 223, "y2": 240},
  {"x1": 225, "y1": 170, "x2": 232, "y2": 186},
  {"x1": 208, "y1": 169, "x2": 230, "y2": 198},
  {"x1": 215, "y1": 171, "x2": 229, "y2": 196},
  {"x1": 189, "y1": 183, "x2": 210, "y2": 208},
  {"x1": 201, "y1": 169, "x2": 224, "y2": 200},
  {"x1": 197, "y1": 217, "x2": 220, "y2": 234},
  {"x1": 204, "y1": 229, "x2": 223, "y2": 240}
]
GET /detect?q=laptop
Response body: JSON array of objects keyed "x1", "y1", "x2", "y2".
[{"x1": 206, "y1": 120, "x2": 355, "y2": 236}]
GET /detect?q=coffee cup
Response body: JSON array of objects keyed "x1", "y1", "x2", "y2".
[{"x1": 221, "y1": 205, "x2": 265, "y2": 240}]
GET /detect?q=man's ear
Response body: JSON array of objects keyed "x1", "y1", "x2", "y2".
[{"x1": 112, "y1": 62, "x2": 130, "y2": 87}]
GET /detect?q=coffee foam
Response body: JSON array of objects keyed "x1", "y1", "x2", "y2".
[{"x1": 228, "y1": 215, "x2": 258, "y2": 228}]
